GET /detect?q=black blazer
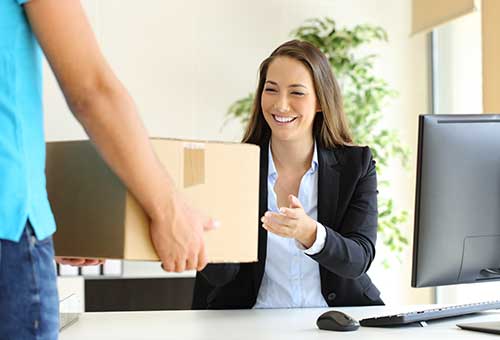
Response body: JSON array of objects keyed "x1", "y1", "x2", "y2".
[{"x1": 192, "y1": 140, "x2": 383, "y2": 309}]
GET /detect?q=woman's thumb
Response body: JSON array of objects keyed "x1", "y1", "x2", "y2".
[{"x1": 289, "y1": 194, "x2": 302, "y2": 208}]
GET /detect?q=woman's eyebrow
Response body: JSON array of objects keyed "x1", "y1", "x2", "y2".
[
  {"x1": 265, "y1": 80, "x2": 308, "y2": 89},
  {"x1": 289, "y1": 83, "x2": 307, "y2": 89}
]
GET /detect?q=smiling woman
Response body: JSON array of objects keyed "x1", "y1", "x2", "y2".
[
  {"x1": 261, "y1": 57, "x2": 318, "y2": 143},
  {"x1": 193, "y1": 40, "x2": 384, "y2": 310},
  {"x1": 242, "y1": 40, "x2": 352, "y2": 149}
]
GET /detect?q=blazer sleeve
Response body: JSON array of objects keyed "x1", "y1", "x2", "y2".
[
  {"x1": 199, "y1": 263, "x2": 240, "y2": 287},
  {"x1": 310, "y1": 146, "x2": 378, "y2": 279}
]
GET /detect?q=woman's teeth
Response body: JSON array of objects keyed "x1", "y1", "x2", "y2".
[{"x1": 273, "y1": 115, "x2": 297, "y2": 123}]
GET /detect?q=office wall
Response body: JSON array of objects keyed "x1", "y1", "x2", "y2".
[
  {"x1": 45, "y1": 0, "x2": 431, "y2": 305},
  {"x1": 434, "y1": 4, "x2": 500, "y2": 304},
  {"x1": 434, "y1": 8, "x2": 482, "y2": 115}
]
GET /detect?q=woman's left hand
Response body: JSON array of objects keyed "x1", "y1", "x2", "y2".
[{"x1": 261, "y1": 194, "x2": 317, "y2": 248}]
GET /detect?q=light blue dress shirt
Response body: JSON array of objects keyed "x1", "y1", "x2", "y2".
[
  {"x1": 254, "y1": 143, "x2": 328, "y2": 308},
  {"x1": 0, "y1": 0, "x2": 56, "y2": 241}
]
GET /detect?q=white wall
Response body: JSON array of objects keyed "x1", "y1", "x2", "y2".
[
  {"x1": 46, "y1": 0, "x2": 431, "y2": 305},
  {"x1": 435, "y1": 7, "x2": 483, "y2": 115},
  {"x1": 434, "y1": 4, "x2": 500, "y2": 304}
]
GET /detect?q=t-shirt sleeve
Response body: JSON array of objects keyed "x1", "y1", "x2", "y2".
[{"x1": 16, "y1": 0, "x2": 31, "y2": 5}]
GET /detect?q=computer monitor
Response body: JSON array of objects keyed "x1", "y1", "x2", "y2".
[{"x1": 412, "y1": 114, "x2": 500, "y2": 288}]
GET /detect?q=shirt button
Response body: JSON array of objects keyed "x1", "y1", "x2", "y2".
[{"x1": 327, "y1": 292, "x2": 337, "y2": 301}]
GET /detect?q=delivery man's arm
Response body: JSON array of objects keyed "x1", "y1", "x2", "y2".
[{"x1": 24, "y1": 0, "x2": 217, "y2": 272}]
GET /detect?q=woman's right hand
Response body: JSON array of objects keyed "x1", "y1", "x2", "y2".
[{"x1": 150, "y1": 193, "x2": 219, "y2": 273}]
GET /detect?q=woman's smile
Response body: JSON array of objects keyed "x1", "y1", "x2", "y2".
[{"x1": 272, "y1": 114, "x2": 298, "y2": 125}]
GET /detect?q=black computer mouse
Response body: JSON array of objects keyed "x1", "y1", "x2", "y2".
[{"x1": 316, "y1": 310, "x2": 360, "y2": 332}]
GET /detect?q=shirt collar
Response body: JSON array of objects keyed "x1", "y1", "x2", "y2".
[
  {"x1": 268, "y1": 142, "x2": 318, "y2": 178},
  {"x1": 268, "y1": 144, "x2": 278, "y2": 179},
  {"x1": 310, "y1": 143, "x2": 319, "y2": 174}
]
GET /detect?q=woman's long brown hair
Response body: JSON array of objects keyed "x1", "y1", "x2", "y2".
[{"x1": 242, "y1": 40, "x2": 353, "y2": 147}]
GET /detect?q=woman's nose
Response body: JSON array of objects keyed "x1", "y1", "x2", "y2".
[{"x1": 273, "y1": 96, "x2": 290, "y2": 113}]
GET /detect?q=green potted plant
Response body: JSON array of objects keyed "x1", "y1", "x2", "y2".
[{"x1": 226, "y1": 18, "x2": 410, "y2": 266}]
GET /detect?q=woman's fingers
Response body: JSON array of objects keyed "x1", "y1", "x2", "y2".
[
  {"x1": 262, "y1": 222, "x2": 285, "y2": 236},
  {"x1": 261, "y1": 219, "x2": 294, "y2": 237},
  {"x1": 279, "y1": 207, "x2": 300, "y2": 219},
  {"x1": 262, "y1": 211, "x2": 298, "y2": 226}
]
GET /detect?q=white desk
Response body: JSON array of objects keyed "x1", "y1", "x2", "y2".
[{"x1": 59, "y1": 305, "x2": 500, "y2": 339}]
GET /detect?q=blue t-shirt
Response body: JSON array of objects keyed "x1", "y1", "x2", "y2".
[{"x1": 0, "y1": 0, "x2": 56, "y2": 241}]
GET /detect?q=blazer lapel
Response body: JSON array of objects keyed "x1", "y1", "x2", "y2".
[
  {"x1": 317, "y1": 145, "x2": 340, "y2": 229},
  {"x1": 317, "y1": 144, "x2": 341, "y2": 291}
]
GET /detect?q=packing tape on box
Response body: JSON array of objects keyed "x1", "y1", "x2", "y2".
[{"x1": 183, "y1": 142, "x2": 205, "y2": 187}]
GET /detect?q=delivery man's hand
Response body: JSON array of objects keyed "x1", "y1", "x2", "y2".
[
  {"x1": 55, "y1": 257, "x2": 105, "y2": 266},
  {"x1": 25, "y1": 0, "x2": 218, "y2": 275},
  {"x1": 151, "y1": 193, "x2": 219, "y2": 273}
]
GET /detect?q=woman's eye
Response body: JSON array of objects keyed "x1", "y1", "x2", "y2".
[
  {"x1": 291, "y1": 91, "x2": 305, "y2": 96},
  {"x1": 264, "y1": 88, "x2": 277, "y2": 93}
]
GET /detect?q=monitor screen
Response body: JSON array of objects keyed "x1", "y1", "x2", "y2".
[{"x1": 412, "y1": 114, "x2": 500, "y2": 288}]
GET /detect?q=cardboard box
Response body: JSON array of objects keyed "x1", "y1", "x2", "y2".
[{"x1": 45, "y1": 139, "x2": 260, "y2": 263}]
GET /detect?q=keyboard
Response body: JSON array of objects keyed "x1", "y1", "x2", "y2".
[{"x1": 360, "y1": 300, "x2": 500, "y2": 327}]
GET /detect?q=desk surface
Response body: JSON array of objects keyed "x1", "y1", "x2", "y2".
[{"x1": 59, "y1": 305, "x2": 500, "y2": 339}]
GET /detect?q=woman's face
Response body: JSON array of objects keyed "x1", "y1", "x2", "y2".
[{"x1": 261, "y1": 56, "x2": 320, "y2": 144}]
